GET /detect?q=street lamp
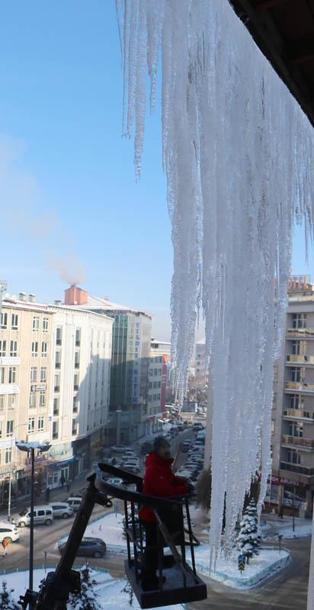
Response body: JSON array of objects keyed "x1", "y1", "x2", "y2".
[{"x1": 15, "y1": 440, "x2": 51, "y2": 608}]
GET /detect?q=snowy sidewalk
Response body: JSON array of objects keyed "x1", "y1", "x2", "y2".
[{"x1": 262, "y1": 514, "x2": 312, "y2": 540}]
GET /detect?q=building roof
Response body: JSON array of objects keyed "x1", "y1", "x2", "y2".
[
  {"x1": 2, "y1": 296, "x2": 53, "y2": 314},
  {"x1": 230, "y1": 0, "x2": 314, "y2": 126},
  {"x1": 71, "y1": 294, "x2": 152, "y2": 319}
]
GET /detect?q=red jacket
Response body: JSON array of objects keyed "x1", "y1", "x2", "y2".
[{"x1": 139, "y1": 452, "x2": 188, "y2": 523}]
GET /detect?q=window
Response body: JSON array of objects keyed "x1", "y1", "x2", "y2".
[
  {"x1": 74, "y1": 351, "x2": 80, "y2": 369},
  {"x1": 52, "y1": 421, "x2": 59, "y2": 440},
  {"x1": 56, "y1": 327, "x2": 62, "y2": 346},
  {"x1": 72, "y1": 419, "x2": 78, "y2": 436},
  {"x1": 38, "y1": 416, "x2": 45, "y2": 431},
  {"x1": 29, "y1": 392, "x2": 36, "y2": 409},
  {"x1": 40, "y1": 367, "x2": 47, "y2": 383},
  {"x1": 291, "y1": 341, "x2": 301, "y2": 356},
  {"x1": 11, "y1": 314, "x2": 18, "y2": 329},
  {"x1": 0, "y1": 422, "x2": 2, "y2": 437},
  {"x1": 291, "y1": 368, "x2": 301, "y2": 383},
  {"x1": 289, "y1": 421, "x2": 303, "y2": 437},
  {"x1": 43, "y1": 317, "x2": 49, "y2": 332},
  {"x1": 5, "y1": 448, "x2": 12, "y2": 464},
  {"x1": 53, "y1": 398, "x2": 59, "y2": 416},
  {"x1": 0, "y1": 396, "x2": 4, "y2": 411},
  {"x1": 39, "y1": 390, "x2": 46, "y2": 407},
  {"x1": 75, "y1": 329, "x2": 81, "y2": 347},
  {"x1": 6, "y1": 420, "x2": 14, "y2": 437},
  {"x1": 8, "y1": 367, "x2": 16, "y2": 384},
  {"x1": 55, "y1": 351, "x2": 61, "y2": 369},
  {"x1": 0, "y1": 312, "x2": 7, "y2": 329},
  {"x1": 289, "y1": 395, "x2": 303, "y2": 410},
  {"x1": 54, "y1": 374, "x2": 60, "y2": 392},
  {"x1": 10, "y1": 341, "x2": 17, "y2": 357},
  {"x1": 41, "y1": 342, "x2": 48, "y2": 357},
  {"x1": 30, "y1": 367, "x2": 37, "y2": 383},
  {"x1": 287, "y1": 450, "x2": 301, "y2": 465},
  {"x1": 73, "y1": 396, "x2": 78, "y2": 414},
  {"x1": 292, "y1": 313, "x2": 306, "y2": 330},
  {"x1": 0, "y1": 367, "x2": 4, "y2": 384},
  {"x1": 8, "y1": 395, "x2": 15, "y2": 410},
  {"x1": 28, "y1": 417, "x2": 35, "y2": 433},
  {"x1": 32, "y1": 316, "x2": 40, "y2": 331},
  {"x1": 73, "y1": 373, "x2": 79, "y2": 391},
  {"x1": 32, "y1": 342, "x2": 38, "y2": 357},
  {"x1": 0, "y1": 341, "x2": 6, "y2": 357}
]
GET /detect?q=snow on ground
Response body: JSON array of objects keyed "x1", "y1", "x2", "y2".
[
  {"x1": 262, "y1": 515, "x2": 312, "y2": 540},
  {"x1": 85, "y1": 512, "x2": 125, "y2": 552},
  {"x1": 193, "y1": 544, "x2": 290, "y2": 589},
  {"x1": 1, "y1": 569, "x2": 185, "y2": 610}
]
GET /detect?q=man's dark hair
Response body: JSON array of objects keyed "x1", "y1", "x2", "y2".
[{"x1": 153, "y1": 435, "x2": 170, "y2": 452}]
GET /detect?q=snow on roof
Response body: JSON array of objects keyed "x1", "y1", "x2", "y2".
[{"x1": 73, "y1": 294, "x2": 152, "y2": 318}]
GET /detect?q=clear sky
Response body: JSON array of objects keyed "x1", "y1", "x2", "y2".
[{"x1": 0, "y1": 1, "x2": 312, "y2": 341}]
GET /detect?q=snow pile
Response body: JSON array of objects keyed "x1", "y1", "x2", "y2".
[
  {"x1": 193, "y1": 544, "x2": 290, "y2": 590},
  {"x1": 1, "y1": 569, "x2": 184, "y2": 610},
  {"x1": 117, "y1": 0, "x2": 314, "y2": 563},
  {"x1": 85, "y1": 512, "x2": 125, "y2": 553}
]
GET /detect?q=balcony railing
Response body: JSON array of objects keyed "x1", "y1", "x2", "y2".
[
  {"x1": 285, "y1": 381, "x2": 314, "y2": 393},
  {"x1": 287, "y1": 354, "x2": 314, "y2": 365},
  {"x1": 280, "y1": 461, "x2": 314, "y2": 476},
  {"x1": 284, "y1": 409, "x2": 314, "y2": 421},
  {"x1": 282, "y1": 434, "x2": 314, "y2": 449},
  {"x1": 287, "y1": 328, "x2": 314, "y2": 338}
]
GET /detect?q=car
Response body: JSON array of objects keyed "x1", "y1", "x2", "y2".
[
  {"x1": 106, "y1": 477, "x2": 123, "y2": 486},
  {"x1": 0, "y1": 522, "x2": 19, "y2": 543},
  {"x1": 17, "y1": 506, "x2": 53, "y2": 527},
  {"x1": 50, "y1": 502, "x2": 74, "y2": 519},
  {"x1": 66, "y1": 496, "x2": 82, "y2": 512},
  {"x1": 58, "y1": 537, "x2": 107, "y2": 558}
]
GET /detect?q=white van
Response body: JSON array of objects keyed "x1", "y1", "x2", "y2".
[
  {"x1": 17, "y1": 505, "x2": 53, "y2": 527},
  {"x1": 0, "y1": 521, "x2": 19, "y2": 543}
]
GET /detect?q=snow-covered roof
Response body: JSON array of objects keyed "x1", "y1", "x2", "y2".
[{"x1": 72, "y1": 294, "x2": 152, "y2": 319}]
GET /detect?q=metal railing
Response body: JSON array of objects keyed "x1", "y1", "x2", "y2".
[
  {"x1": 283, "y1": 409, "x2": 314, "y2": 420},
  {"x1": 286, "y1": 354, "x2": 314, "y2": 364},
  {"x1": 282, "y1": 435, "x2": 314, "y2": 449}
]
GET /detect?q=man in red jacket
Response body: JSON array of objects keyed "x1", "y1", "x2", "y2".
[{"x1": 140, "y1": 436, "x2": 189, "y2": 590}]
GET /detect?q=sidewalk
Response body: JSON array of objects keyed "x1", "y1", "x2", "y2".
[
  {"x1": 0, "y1": 471, "x2": 90, "y2": 522},
  {"x1": 262, "y1": 512, "x2": 312, "y2": 540}
]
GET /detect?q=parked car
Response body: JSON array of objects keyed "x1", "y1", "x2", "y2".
[
  {"x1": 106, "y1": 477, "x2": 123, "y2": 486},
  {"x1": 66, "y1": 496, "x2": 82, "y2": 512},
  {"x1": 58, "y1": 537, "x2": 107, "y2": 558},
  {"x1": 50, "y1": 502, "x2": 73, "y2": 519},
  {"x1": 0, "y1": 521, "x2": 19, "y2": 543},
  {"x1": 17, "y1": 506, "x2": 53, "y2": 527}
]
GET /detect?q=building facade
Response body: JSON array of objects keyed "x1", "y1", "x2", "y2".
[
  {"x1": 146, "y1": 339, "x2": 171, "y2": 435},
  {"x1": 272, "y1": 276, "x2": 314, "y2": 515},
  {"x1": 46, "y1": 304, "x2": 113, "y2": 487},
  {"x1": 63, "y1": 286, "x2": 152, "y2": 443}
]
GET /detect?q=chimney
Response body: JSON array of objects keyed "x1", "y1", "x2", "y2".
[
  {"x1": 64, "y1": 285, "x2": 88, "y2": 306},
  {"x1": 54, "y1": 300, "x2": 62, "y2": 306},
  {"x1": 19, "y1": 292, "x2": 27, "y2": 301},
  {"x1": 28, "y1": 294, "x2": 36, "y2": 303}
]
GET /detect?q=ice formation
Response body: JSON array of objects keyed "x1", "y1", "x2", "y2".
[{"x1": 117, "y1": 0, "x2": 314, "y2": 562}]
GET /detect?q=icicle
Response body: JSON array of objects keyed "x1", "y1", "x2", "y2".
[{"x1": 118, "y1": 0, "x2": 314, "y2": 562}]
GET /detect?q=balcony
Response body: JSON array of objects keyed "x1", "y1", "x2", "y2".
[
  {"x1": 285, "y1": 381, "x2": 314, "y2": 394},
  {"x1": 286, "y1": 354, "x2": 314, "y2": 365},
  {"x1": 282, "y1": 435, "x2": 314, "y2": 450},
  {"x1": 284, "y1": 409, "x2": 314, "y2": 422},
  {"x1": 287, "y1": 328, "x2": 314, "y2": 339},
  {"x1": 280, "y1": 461, "x2": 314, "y2": 477}
]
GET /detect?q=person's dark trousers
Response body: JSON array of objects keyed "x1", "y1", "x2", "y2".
[{"x1": 141, "y1": 521, "x2": 160, "y2": 588}]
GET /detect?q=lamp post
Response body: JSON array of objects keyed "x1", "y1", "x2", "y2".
[{"x1": 16, "y1": 440, "x2": 51, "y2": 608}]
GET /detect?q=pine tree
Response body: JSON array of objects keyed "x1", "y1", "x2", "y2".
[
  {"x1": 236, "y1": 499, "x2": 260, "y2": 565},
  {"x1": 69, "y1": 564, "x2": 101, "y2": 610},
  {"x1": 0, "y1": 581, "x2": 19, "y2": 610}
]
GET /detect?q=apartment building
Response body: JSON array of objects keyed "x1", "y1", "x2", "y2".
[
  {"x1": 146, "y1": 339, "x2": 171, "y2": 435},
  {"x1": 64, "y1": 285, "x2": 152, "y2": 443},
  {"x1": 272, "y1": 276, "x2": 314, "y2": 515},
  {"x1": 46, "y1": 304, "x2": 113, "y2": 487},
  {"x1": 0, "y1": 294, "x2": 54, "y2": 501}
]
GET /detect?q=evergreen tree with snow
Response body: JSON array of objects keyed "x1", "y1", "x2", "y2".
[
  {"x1": 69, "y1": 564, "x2": 101, "y2": 610},
  {"x1": 0, "y1": 581, "x2": 19, "y2": 610},
  {"x1": 236, "y1": 499, "x2": 260, "y2": 565}
]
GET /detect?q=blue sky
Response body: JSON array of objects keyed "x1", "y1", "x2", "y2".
[{"x1": 0, "y1": 1, "x2": 312, "y2": 340}]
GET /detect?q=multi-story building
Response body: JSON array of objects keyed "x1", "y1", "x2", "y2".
[
  {"x1": 272, "y1": 276, "x2": 314, "y2": 515},
  {"x1": 146, "y1": 339, "x2": 171, "y2": 435},
  {"x1": 195, "y1": 340, "x2": 208, "y2": 388},
  {"x1": 0, "y1": 293, "x2": 54, "y2": 502},
  {"x1": 46, "y1": 303, "x2": 113, "y2": 487},
  {"x1": 63, "y1": 285, "x2": 152, "y2": 443},
  {"x1": 0, "y1": 288, "x2": 113, "y2": 501}
]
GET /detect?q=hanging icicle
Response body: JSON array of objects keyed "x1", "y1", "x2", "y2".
[{"x1": 117, "y1": 0, "x2": 314, "y2": 561}]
